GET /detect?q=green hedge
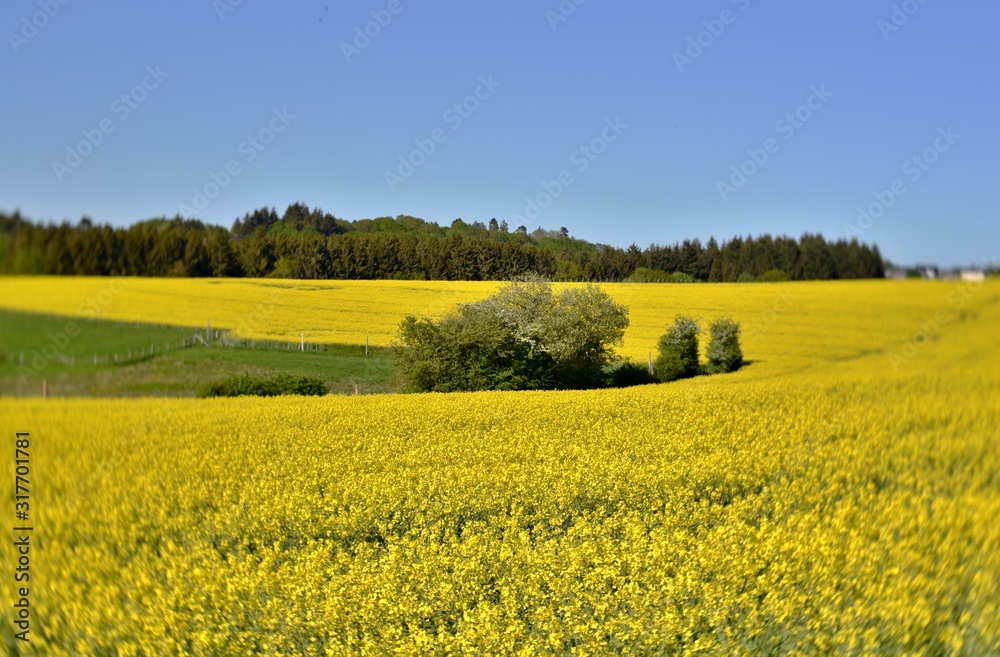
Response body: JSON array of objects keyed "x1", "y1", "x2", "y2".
[{"x1": 200, "y1": 373, "x2": 328, "y2": 398}]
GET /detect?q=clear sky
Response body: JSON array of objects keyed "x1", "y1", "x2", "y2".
[{"x1": 2, "y1": 0, "x2": 997, "y2": 267}]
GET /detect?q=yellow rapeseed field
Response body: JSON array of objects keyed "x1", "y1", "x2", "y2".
[
  {"x1": 0, "y1": 275, "x2": 989, "y2": 366},
  {"x1": 1, "y1": 277, "x2": 998, "y2": 654}
]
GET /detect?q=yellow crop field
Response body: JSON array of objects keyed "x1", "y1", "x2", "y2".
[
  {"x1": 0, "y1": 277, "x2": 998, "y2": 654},
  {"x1": 0, "y1": 275, "x2": 992, "y2": 366}
]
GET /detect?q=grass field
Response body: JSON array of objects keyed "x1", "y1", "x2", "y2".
[
  {"x1": 0, "y1": 276, "x2": 998, "y2": 654},
  {"x1": 0, "y1": 309, "x2": 393, "y2": 397}
]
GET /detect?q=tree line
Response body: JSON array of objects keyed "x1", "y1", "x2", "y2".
[{"x1": 0, "y1": 203, "x2": 885, "y2": 281}]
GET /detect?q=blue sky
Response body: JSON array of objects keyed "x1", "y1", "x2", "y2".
[{"x1": 2, "y1": 0, "x2": 997, "y2": 267}]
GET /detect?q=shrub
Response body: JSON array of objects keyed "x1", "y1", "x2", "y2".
[
  {"x1": 670, "y1": 271, "x2": 696, "y2": 284},
  {"x1": 736, "y1": 271, "x2": 757, "y2": 283},
  {"x1": 706, "y1": 318, "x2": 743, "y2": 373},
  {"x1": 606, "y1": 360, "x2": 657, "y2": 388},
  {"x1": 758, "y1": 268, "x2": 789, "y2": 282},
  {"x1": 395, "y1": 308, "x2": 552, "y2": 393},
  {"x1": 201, "y1": 373, "x2": 328, "y2": 397},
  {"x1": 393, "y1": 277, "x2": 629, "y2": 392},
  {"x1": 654, "y1": 315, "x2": 701, "y2": 382},
  {"x1": 625, "y1": 268, "x2": 697, "y2": 283},
  {"x1": 626, "y1": 267, "x2": 671, "y2": 283}
]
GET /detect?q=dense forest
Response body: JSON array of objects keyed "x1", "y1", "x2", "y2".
[{"x1": 0, "y1": 204, "x2": 885, "y2": 282}]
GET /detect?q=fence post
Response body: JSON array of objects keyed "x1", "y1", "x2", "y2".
[
  {"x1": 301, "y1": 333, "x2": 305, "y2": 352},
  {"x1": 648, "y1": 352, "x2": 653, "y2": 376},
  {"x1": 365, "y1": 336, "x2": 369, "y2": 355},
  {"x1": 42, "y1": 380, "x2": 48, "y2": 399}
]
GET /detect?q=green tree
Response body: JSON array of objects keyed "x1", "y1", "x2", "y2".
[
  {"x1": 394, "y1": 308, "x2": 552, "y2": 393},
  {"x1": 393, "y1": 277, "x2": 628, "y2": 392},
  {"x1": 757, "y1": 268, "x2": 789, "y2": 282},
  {"x1": 706, "y1": 318, "x2": 743, "y2": 373},
  {"x1": 655, "y1": 315, "x2": 701, "y2": 382}
]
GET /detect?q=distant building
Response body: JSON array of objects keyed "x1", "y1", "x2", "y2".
[
  {"x1": 916, "y1": 265, "x2": 939, "y2": 280},
  {"x1": 885, "y1": 268, "x2": 907, "y2": 280},
  {"x1": 960, "y1": 270, "x2": 986, "y2": 283}
]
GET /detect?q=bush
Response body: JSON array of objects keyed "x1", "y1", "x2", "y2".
[
  {"x1": 201, "y1": 373, "x2": 328, "y2": 397},
  {"x1": 394, "y1": 277, "x2": 629, "y2": 392},
  {"x1": 625, "y1": 268, "x2": 697, "y2": 283},
  {"x1": 736, "y1": 271, "x2": 757, "y2": 283},
  {"x1": 626, "y1": 267, "x2": 671, "y2": 283},
  {"x1": 706, "y1": 318, "x2": 743, "y2": 373},
  {"x1": 606, "y1": 360, "x2": 657, "y2": 388},
  {"x1": 670, "y1": 271, "x2": 696, "y2": 284},
  {"x1": 395, "y1": 309, "x2": 552, "y2": 393},
  {"x1": 654, "y1": 315, "x2": 701, "y2": 382},
  {"x1": 758, "y1": 268, "x2": 789, "y2": 282}
]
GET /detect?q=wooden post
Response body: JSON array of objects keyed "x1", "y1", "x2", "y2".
[
  {"x1": 301, "y1": 333, "x2": 305, "y2": 352},
  {"x1": 151, "y1": 343, "x2": 154, "y2": 355},
  {"x1": 365, "y1": 336, "x2": 369, "y2": 355},
  {"x1": 42, "y1": 380, "x2": 48, "y2": 399},
  {"x1": 94, "y1": 353, "x2": 98, "y2": 366},
  {"x1": 206, "y1": 320, "x2": 211, "y2": 341},
  {"x1": 648, "y1": 352, "x2": 653, "y2": 376},
  {"x1": 354, "y1": 383, "x2": 359, "y2": 396}
]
